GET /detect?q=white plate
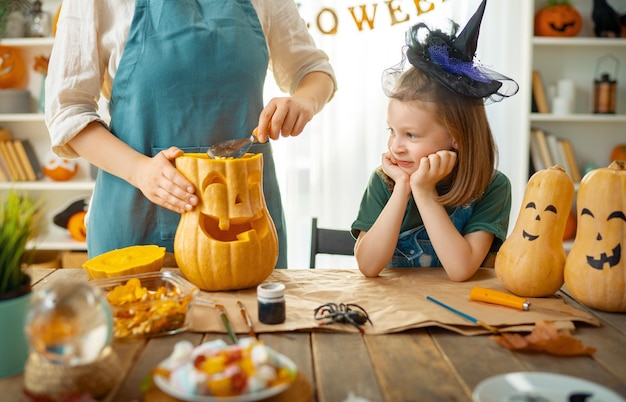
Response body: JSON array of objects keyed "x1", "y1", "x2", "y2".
[
  {"x1": 473, "y1": 372, "x2": 625, "y2": 402},
  {"x1": 153, "y1": 354, "x2": 296, "y2": 402}
]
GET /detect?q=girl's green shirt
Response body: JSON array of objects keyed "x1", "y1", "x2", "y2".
[{"x1": 352, "y1": 169, "x2": 512, "y2": 253}]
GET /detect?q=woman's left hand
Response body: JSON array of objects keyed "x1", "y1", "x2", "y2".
[{"x1": 133, "y1": 147, "x2": 198, "y2": 214}]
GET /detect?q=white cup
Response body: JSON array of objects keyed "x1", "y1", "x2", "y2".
[
  {"x1": 557, "y1": 80, "x2": 576, "y2": 102},
  {"x1": 552, "y1": 97, "x2": 573, "y2": 115}
]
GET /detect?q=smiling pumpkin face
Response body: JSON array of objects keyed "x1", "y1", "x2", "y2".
[
  {"x1": 565, "y1": 161, "x2": 626, "y2": 312},
  {"x1": 520, "y1": 201, "x2": 559, "y2": 242},
  {"x1": 0, "y1": 46, "x2": 25, "y2": 89},
  {"x1": 495, "y1": 166, "x2": 574, "y2": 297},
  {"x1": 534, "y1": 4, "x2": 582, "y2": 37},
  {"x1": 174, "y1": 153, "x2": 278, "y2": 291}
]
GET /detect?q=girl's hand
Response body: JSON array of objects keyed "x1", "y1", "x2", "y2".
[
  {"x1": 381, "y1": 151, "x2": 409, "y2": 184},
  {"x1": 255, "y1": 96, "x2": 316, "y2": 143},
  {"x1": 410, "y1": 150, "x2": 457, "y2": 195},
  {"x1": 133, "y1": 147, "x2": 198, "y2": 214}
]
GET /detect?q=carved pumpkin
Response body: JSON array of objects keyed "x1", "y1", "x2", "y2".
[
  {"x1": 534, "y1": 2, "x2": 582, "y2": 37},
  {"x1": 0, "y1": 46, "x2": 25, "y2": 89},
  {"x1": 495, "y1": 165, "x2": 575, "y2": 297},
  {"x1": 174, "y1": 153, "x2": 278, "y2": 291},
  {"x1": 564, "y1": 160, "x2": 626, "y2": 312}
]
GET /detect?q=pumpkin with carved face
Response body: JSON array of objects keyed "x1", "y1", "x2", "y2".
[
  {"x1": 534, "y1": 2, "x2": 582, "y2": 37},
  {"x1": 564, "y1": 160, "x2": 626, "y2": 312},
  {"x1": 495, "y1": 166, "x2": 575, "y2": 297},
  {"x1": 174, "y1": 153, "x2": 278, "y2": 291},
  {"x1": 0, "y1": 46, "x2": 25, "y2": 89}
]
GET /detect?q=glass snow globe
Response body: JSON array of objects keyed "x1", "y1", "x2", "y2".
[{"x1": 25, "y1": 281, "x2": 113, "y2": 366}]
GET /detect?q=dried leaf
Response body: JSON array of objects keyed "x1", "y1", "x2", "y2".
[{"x1": 490, "y1": 320, "x2": 596, "y2": 356}]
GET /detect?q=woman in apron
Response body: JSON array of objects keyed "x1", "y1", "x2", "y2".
[{"x1": 45, "y1": 0, "x2": 336, "y2": 268}]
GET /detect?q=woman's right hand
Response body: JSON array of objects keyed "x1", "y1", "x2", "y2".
[{"x1": 133, "y1": 147, "x2": 198, "y2": 214}]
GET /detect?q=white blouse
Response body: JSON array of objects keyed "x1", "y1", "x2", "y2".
[{"x1": 45, "y1": 0, "x2": 336, "y2": 158}]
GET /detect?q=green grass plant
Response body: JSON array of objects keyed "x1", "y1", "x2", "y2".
[{"x1": 0, "y1": 190, "x2": 39, "y2": 295}]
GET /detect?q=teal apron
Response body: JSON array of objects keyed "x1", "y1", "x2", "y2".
[{"x1": 87, "y1": 0, "x2": 288, "y2": 268}]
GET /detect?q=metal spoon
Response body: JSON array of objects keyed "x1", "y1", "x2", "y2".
[{"x1": 207, "y1": 132, "x2": 258, "y2": 159}]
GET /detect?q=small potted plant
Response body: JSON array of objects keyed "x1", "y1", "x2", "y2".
[{"x1": 0, "y1": 190, "x2": 39, "y2": 378}]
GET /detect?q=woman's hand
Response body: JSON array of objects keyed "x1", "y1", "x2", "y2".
[
  {"x1": 255, "y1": 71, "x2": 334, "y2": 143},
  {"x1": 410, "y1": 150, "x2": 457, "y2": 196},
  {"x1": 255, "y1": 96, "x2": 316, "y2": 142},
  {"x1": 133, "y1": 147, "x2": 198, "y2": 214}
]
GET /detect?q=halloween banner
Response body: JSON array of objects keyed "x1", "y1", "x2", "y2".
[{"x1": 297, "y1": 0, "x2": 450, "y2": 35}]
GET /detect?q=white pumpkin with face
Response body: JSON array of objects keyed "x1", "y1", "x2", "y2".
[{"x1": 43, "y1": 157, "x2": 78, "y2": 181}]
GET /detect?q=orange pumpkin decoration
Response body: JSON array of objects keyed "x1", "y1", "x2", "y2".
[
  {"x1": 174, "y1": 153, "x2": 278, "y2": 291},
  {"x1": 495, "y1": 165, "x2": 575, "y2": 297},
  {"x1": 0, "y1": 46, "x2": 26, "y2": 89},
  {"x1": 67, "y1": 211, "x2": 87, "y2": 242},
  {"x1": 611, "y1": 144, "x2": 626, "y2": 162},
  {"x1": 564, "y1": 160, "x2": 626, "y2": 312},
  {"x1": 534, "y1": 2, "x2": 582, "y2": 37},
  {"x1": 42, "y1": 157, "x2": 79, "y2": 181}
]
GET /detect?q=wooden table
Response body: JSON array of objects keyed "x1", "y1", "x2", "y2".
[{"x1": 2, "y1": 268, "x2": 626, "y2": 402}]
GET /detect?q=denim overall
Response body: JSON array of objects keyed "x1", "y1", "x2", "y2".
[
  {"x1": 88, "y1": 0, "x2": 288, "y2": 267},
  {"x1": 390, "y1": 204, "x2": 475, "y2": 267}
]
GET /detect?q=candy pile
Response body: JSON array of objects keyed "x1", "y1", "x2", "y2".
[
  {"x1": 105, "y1": 277, "x2": 193, "y2": 338},
  {"x1": 156, "y1": 339, "x2": 296, "y2": 397}
]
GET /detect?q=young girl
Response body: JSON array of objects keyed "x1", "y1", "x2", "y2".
[{"x1": 352, "y1": 0, "x2": 518, "y2": 281}]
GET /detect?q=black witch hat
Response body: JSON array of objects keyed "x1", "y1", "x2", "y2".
[{"x1": 383, "y1": 0, "x2": 518, "y2": 102}]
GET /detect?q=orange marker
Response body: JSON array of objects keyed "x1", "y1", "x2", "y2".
[{"x1": 469, "y1": 287, "x2": 530, "y2": 311}]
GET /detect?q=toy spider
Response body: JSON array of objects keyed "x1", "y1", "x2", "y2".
[{"x1": 314, "y1": 302, "x2": 373, "y2": 334}]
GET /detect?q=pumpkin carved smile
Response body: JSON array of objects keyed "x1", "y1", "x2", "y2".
[
  {"x1": 0, "y1": 66, "x2": 15, "y2": 76},
  {"x1": 548, "y1": 21, "x2": 576, "y2": 32},
  {"x1": 587, "y1": 244, "x2": 621, "y2": 270},
  {"x1": 199, "y1": 214, "x2": 265, "y2": 242},
  {"x1": 522, "y1": 231, "x2": 539, "y2": 241}
]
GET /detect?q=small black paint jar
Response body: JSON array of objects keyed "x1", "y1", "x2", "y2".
[{"x1": 257, "y1": 283, "x2": 286, "y2": 325}]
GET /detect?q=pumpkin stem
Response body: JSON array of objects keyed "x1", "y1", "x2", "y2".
[
  {"x1": 608, "y1": 160, "x2": 626, "y2": 170},
  {"x1": 547, "y1": 0, "x2": 571, "y2": 5},
  {"x1": 549, "y1": 165, "x2": 567, "y2": 173}
]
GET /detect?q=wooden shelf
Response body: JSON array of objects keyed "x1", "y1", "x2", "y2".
[
  {"x1": 0, "y1": 37, "x2": 55, "y2": 47},
  {"x1": 533, "y1": 37, "x2": 626, "y2": 47},
  {"x1": 0, "y1": 180, "x2": 95, "y2": 191},
  {"x1": 0, "y1": 113, "x2": 45, "y2": 122},
  {"x1": 530, "y1": 113, "x2": 626, "y2": 123},
  {"x1": 27, "y1": 227, "x2": 88, "y2": 251}
]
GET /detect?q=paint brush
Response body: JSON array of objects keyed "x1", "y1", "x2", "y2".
[
  {"x1": 215, "y1": 304, "x2": 238, "y2": 344},
  {"x1": 237, "y1": 300, "x2": 256, "y2": 339},
  {"x1": 426, "y1": 295, "x2": 499, "y2": 334}
]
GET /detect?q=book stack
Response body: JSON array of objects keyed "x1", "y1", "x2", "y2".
[
  {"x1": 529, "y1": 128, "x2": 582, "y2": 183},
  {"x1": 0, "y1": 128, "x2": 43, "y2": 182}
]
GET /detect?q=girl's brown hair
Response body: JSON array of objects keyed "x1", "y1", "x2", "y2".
[{"x1": 388, "y1": 67, "x2": 497, "y2": 207}]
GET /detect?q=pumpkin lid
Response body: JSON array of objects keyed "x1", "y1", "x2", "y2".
[{"x1": 381, "y1": 0, "x2": 519, "y2": 103}]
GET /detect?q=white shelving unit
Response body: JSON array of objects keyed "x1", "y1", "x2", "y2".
[
  {"x1": 530, "y1": 0, "x2": 626, "y2": 174},
  {"x1": 1, "y1": 1, "x2": 91, "y2": 251}
]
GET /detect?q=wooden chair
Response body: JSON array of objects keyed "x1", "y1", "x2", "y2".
[{"x1": 309, "y1": 217, "x2": 356, "y2": 268}]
